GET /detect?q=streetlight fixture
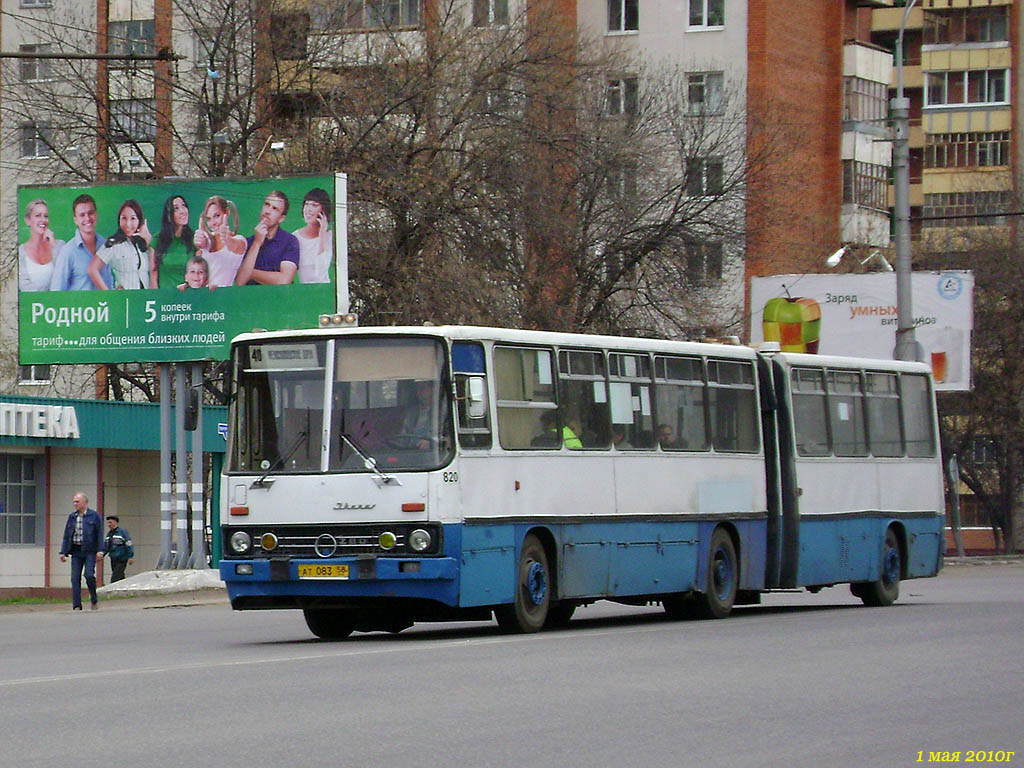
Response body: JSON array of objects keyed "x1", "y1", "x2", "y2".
[
  {"x1": 827, "y1": 246, "x2": 893, "y2": 272},
  {"x1": 891, "y1": 0, "x2": 924, "y2": 361}
]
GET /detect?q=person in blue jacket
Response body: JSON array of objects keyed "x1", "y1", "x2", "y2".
[
  {"x1": 59, "y1": 492, "x2": 104, "y2": 610},
  {"x1": 102, "y1": 515, "x2": 135, "y2": 583}
]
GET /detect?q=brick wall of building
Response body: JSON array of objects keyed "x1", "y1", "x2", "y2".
[{"x1": 745, "y1": 0, "x2": 847, "y2": 333}]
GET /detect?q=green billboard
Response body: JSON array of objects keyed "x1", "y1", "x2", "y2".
[{"x1": 17, "y1": 174, "x2": 342, "y2": 364}]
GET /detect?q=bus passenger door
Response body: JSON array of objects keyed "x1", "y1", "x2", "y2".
[
  {"x1": 757, "y1": 354, "x2": 784, "y2": 589},
  {"x1": 770, "y1": 356, "x2": 802, "y2": 588}
]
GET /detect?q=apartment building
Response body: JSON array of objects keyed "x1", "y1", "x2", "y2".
[{"x1": 871, "y1": 0, "x2": 1020, "y2": 254}]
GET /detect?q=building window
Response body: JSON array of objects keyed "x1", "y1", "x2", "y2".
[
  {"x1": 687, "y1": 71, "x2": 724, "y2": 115},
  {"x1": 924, "y1": 7, "x2": 1008, "y2": 45},
  {"x1": 607, "y1": 162, "x2": 638, "y2": 201},
  {"x1": 607, "y1": 0, "x2": 638, "y2": 32},
  {"x1": 686, "y1": 157, "x2": 724, "y2": 196},
  {"x1": 842, "y1": 160, "x2": 888, "y2": 210},
  {"x1": 922, "y1": 191, "x2": 1015, "y2": 227},
  {"x1": 20, "y1": 123, "x2": 52, "y2": 158},
  {"x1": 271, "y1": 12, "x2": 310, "y2": 59},
  {"x1": 967, "y1": 437, "x2": 998, "y2": 467},
  {"x1": 926, "y1": 132, "x2": 1009, "y2": 169},
  {"x1": 109, "y1": 99, "x2": 157, "y2": 142},
  {"x1": 108, "y1": 19, "x2": 155, "y2": 60},
  {"x1": 926, "y1": 69, "x2": 1008, "y2": 107},
  {"x1": 20, "y1": 0, "x2": 53, "y2": 7},
  {"x1": 684, "y1": 239, "x2": 723, "y2": 284},
  {"x1": 689, "y1": 0, "x2": 724, "y2": 29},
  {"x1": 473, "y1": 0, "x2": 508, "y2": 26},
  {"x1": 843, "y1": 77, "x2": 887, "y2": 123},
  {"x1": 18, "y1": 365, "x2": 52, "y2": 384},
  {"x1": 311, "y1": 0, "x2": 420, "y2": 29},
  {"x1": 19, "y1": 44, "x2": 53, "y2": 81},
  {"x1": 605, "y1": 77, "x2": 638, "y2": 116},
  {"x1": 194, "y1": 30, "x2": 232, "y2": 80},
  {"x1": 0, "y1": 456, "x2": 41, "y2": 545}
]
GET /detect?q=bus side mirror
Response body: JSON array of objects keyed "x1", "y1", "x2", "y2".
[{"x1": 466, "y1": 377, "x2": 487, "y2": 419}]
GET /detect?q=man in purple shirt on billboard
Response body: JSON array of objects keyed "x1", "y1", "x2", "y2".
[{"x1": 235, "y1": 190, "x2": 299, "y2": 285}]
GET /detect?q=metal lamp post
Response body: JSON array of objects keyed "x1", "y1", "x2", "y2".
[{"x1": 892, "y1": 0, "x2": 924, "y2": 362}]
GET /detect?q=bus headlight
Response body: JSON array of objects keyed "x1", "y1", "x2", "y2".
[
  {"x1": 230, "y1": 531, "x2": 252, "y2": 555},
  {"x1": 409, "y1": 529, "x2": 432, "y2": 552}
]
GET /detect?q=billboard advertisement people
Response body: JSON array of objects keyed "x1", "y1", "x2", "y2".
[
  {"x1": 153, "y1": 195, "x2": 196, "y2": 290},
  {"x1": 295, "y1": 187, "x2": 332, "y2": 284},
  {"x1": 19, "y1": 199, "x2": 64, "y2": 292},
  {"x1": 50, "y1": 195, "x2": 114, "y2": 291},
  {"x1": 194, "y1": 196, "x2": 246, "y2": 288},
  {"x1": 89, "y1": 199, "x2": 153, "y2": 290},
  {"x1": 17, "y1": 174, "x2": 340, "y2": 364},
  {"x1": 235, "y1": 191, "x2": 299, "y2": 286}
]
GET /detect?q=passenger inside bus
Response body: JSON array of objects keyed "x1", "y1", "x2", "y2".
[{"x1": 658, "y1": 423, "x2": 684, "y2": 450}]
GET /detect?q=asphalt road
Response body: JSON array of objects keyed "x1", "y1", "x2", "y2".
[{"x1": 1, "y1": 563, "x2": 1021, "y2": 768}]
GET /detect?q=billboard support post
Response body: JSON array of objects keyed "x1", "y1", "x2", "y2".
[
  {"x1": 188, "y1": 363, "x2": 206, "y2": 568},
  {"x1": 157, "y1": 363, "x2": 172, "y2": 569},
  {"x1": 173, "y1": 364, "x2": 191, "y2": 568}
]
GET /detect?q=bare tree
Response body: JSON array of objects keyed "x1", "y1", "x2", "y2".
[
  {"x1": 2, "y1": 0, "x2": 794, "y2": 403},
  {"x1": 917, "y1": 211, "x2": 1023, "y2": 553}
]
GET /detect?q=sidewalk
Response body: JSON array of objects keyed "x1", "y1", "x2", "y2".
[{"x1": 0, "y1": 569, "x2": 228, "y2": 613}]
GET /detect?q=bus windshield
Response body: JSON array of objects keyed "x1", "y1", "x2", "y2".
[{"x1": 229, "y1": 336, "x2": 454, "y2": 474}]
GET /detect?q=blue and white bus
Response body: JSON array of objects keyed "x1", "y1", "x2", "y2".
[{"x1": 219, "y1": 323, "x2": 944, "y2": 638}]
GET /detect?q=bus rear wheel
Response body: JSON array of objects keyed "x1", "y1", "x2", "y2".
[
  {"x1": 495, "y1": 534, "x2": 550, "y2": 633},
  {"x1": 303, "y1": 608, "x2": 357, "y2": 640},
  {"x1": 695, "y1": 528, "x2": 738, "y2": 619},
  {"x1": 857, "y1": 528, "x2": 901, "y2": 607}
]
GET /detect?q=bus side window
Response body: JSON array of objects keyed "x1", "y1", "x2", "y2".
[
  {"x1": 494, "y1": 346, "x2": 558, "y2": 449},
  {"x1": 654, "y1": 355, "x2": 708, "y2": 451},
  {"x1": 901, "y1": 373, "x2": 937, "y2": 458},
  {"x1": 828, "y1": 370, "x2": 868, "y2": 457},
  {"x1": 608, "y1": 352, "x2": 654, "y2": 449},
  {"x1": 790, "y1": 366, "x2": 830, "y2": 456},
  {"x1": 453, "y1": 342, "x2": 492, "y2": 449},
  {"x1": 558, "y1": 349, "x2": 610, "y2": 449},
  {"x1": 865, "y1": 372, "x2": 903, "y2": 456},
  {"x1": 709, "y1": 359, "x2": 760, "y2": 453}
]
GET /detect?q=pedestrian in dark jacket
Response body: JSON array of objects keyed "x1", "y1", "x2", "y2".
[
  {"x1": 102, "y1": 515, "x2": 135, "y2": 582},
  {"x1": 58, "y1": 492, "x2": 104, "y2": 610}
]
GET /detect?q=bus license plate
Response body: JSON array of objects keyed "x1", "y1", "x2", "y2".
[{"x1": 298, "y1": 564, "x2": 349, "y2": 579}]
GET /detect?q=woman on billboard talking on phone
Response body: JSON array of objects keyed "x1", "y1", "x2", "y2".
[{"x1": 88, "y1": 199, "x2": 153, "y2": 289}]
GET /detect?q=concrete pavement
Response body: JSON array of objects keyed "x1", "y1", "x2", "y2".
[{"x1": 1, "y1": 569, "x2": 228, "y2": 613}]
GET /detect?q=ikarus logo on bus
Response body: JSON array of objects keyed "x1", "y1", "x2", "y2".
[{"x1": 333, "y1": 502, "x2": 376, "y2": 510}]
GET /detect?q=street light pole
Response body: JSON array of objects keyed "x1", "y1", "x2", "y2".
[{"x1": 892, "y1": 0, "x2": 924, "y2": 361}]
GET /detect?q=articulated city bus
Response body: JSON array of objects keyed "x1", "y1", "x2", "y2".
[{"x1": 219, "y1": 324, "x2": 944, "y2": 638}]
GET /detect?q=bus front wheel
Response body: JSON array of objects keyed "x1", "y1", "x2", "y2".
[
  {"x1": 303, "y1": 608, "x2": 357, "y2": 640},
  {"x1": 495, "y1": 534, "x2": 550, "y2": 633},
  {"x1": 696, "y1": 528, "x2": 738, "y2": 619},
  {"x1": 856, "y1": 528, "x2": 901, "y2": 607}
]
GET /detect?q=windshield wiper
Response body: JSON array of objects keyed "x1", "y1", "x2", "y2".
[
  {"x1": 252, "y1": 430, "x2": 308, "y2": 488},
  {"x1": 340, "y1": 432, "x2": 399, "y2": 486}
]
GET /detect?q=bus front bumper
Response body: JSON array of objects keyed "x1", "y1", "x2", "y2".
[{"x1": 219, "y1": 556, "x2": 459, "y2": 607}]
